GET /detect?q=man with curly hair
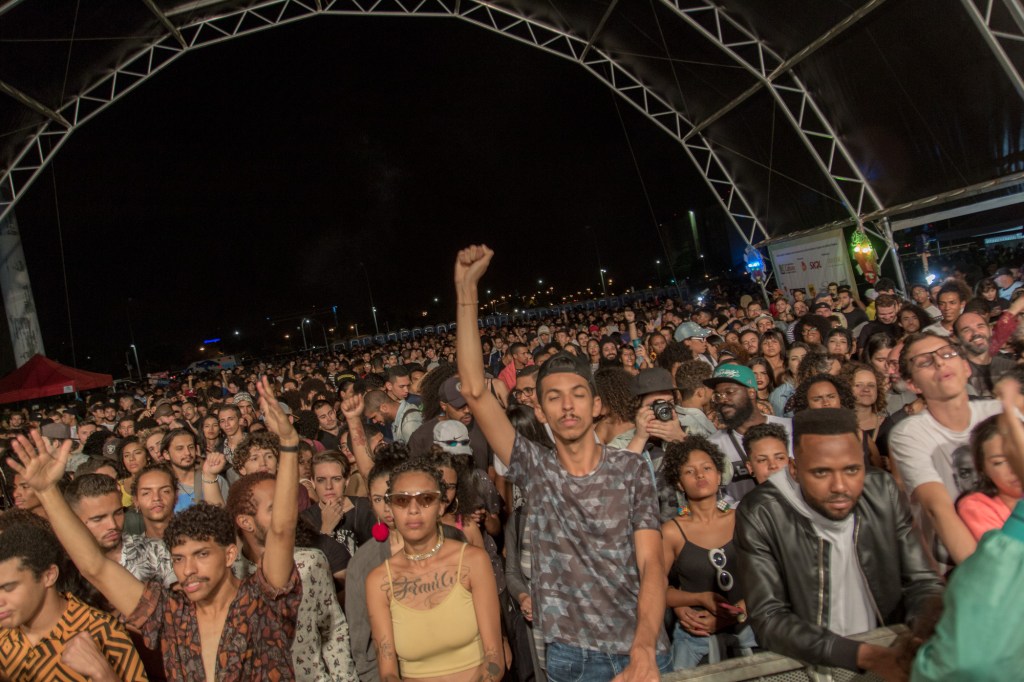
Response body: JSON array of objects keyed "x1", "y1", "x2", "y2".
[{"x1": 7, "y1": 378, "x2": 304, "y2": 681}]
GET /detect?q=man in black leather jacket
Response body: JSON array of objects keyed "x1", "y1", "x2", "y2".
[{"x1": 735, "y1": 408, "x2": 943, "y2": 679}]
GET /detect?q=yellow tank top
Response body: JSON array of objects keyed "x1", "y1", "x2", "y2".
[{"x1": 387, "y1": 543, "x2": 484, "y2": 678}]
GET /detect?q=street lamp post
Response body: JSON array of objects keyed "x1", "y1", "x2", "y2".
[
  {"x1": 599, "y1": 269, "x2": 608, "y2": 297},
  {"x1": 130, "y1": 344, "x2": 141, "y2": 379},
  {"x1": 655, "y1": 259, "x2": 662, "y2": 286},
  {"x1": 300, "y1": 320, "x2": 308, "y2": 351},
  {"x1": 360, "y1": 262, "x2": 381, "y2": 336}
]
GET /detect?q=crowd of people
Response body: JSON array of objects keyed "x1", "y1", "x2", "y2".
[{"x1": 1, "y1": 244, "x2": 1023, "y2": 682}]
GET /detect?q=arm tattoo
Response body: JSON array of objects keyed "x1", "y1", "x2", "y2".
[
  {"x1": 474, "y1": 647, "x2": 502, "y2": 682},
  {"x1": 375, "y1": 637, "x2": 397, "y2": 664}
]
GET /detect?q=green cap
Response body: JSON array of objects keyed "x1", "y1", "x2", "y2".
[{"x1": 702, "y1": 363, "x2": 757, "y2": 390}]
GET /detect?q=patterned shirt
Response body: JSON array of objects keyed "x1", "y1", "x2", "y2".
[
  {"x1": 125, "y1": 563, "x2": 301, "y2": 681},
  {"x1": 505, "y1": 433, "x2": 668, "y2": 655},
  {"x1": 239, "y1": 548, "x2": 356, "y2": 682},
  {"x1": 120, "y1": 534, "x2": 177, "y2": 588},
  {"x1": 0, "y1": 593, "x2": 147, "y2": 681}
]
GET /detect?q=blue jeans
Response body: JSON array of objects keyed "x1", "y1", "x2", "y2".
[
  {"x1": 545, "y1": 642, "x2": 672, "y2": 682},
  {"x1": 670, "y1": 622, "x2": 757, "y2": 671}
]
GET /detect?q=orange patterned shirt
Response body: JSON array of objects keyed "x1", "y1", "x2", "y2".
[
  {"x1": 0, "y1": 593, "x2": 147, "y2": 681},
  {"x1": 125, "y1": 563, "x2": 301, "y2": 681}
]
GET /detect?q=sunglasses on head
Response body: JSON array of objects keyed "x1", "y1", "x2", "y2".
[
  {"x1": 385, "y1": 490, "x2": 443, "y2": 509},
  {"x1": 436, "y1": 438, "x2": 471, "y2": 448}
]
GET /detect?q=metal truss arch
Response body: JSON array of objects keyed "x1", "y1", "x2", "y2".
[
  {"x1": 660, "y1": 0, "x2": 888, "y2": 223},
  {"x1": 961, "y1": 0, "x2": 1024, "y2": 102},
  {"x1": 0, "y1": 0, "x2": 772, "y2": 247}
]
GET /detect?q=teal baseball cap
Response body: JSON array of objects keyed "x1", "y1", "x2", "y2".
[{"x1": 702, "y1": 363, "x2": 757, "y2": 390}]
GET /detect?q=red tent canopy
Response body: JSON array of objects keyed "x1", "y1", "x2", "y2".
[{"x1": 0, "y1": 354, "x2": 112, "y2": 404}]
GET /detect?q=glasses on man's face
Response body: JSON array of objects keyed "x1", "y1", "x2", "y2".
[
  {"x1": 709, "y1": 547, "x2": 734, "y2": 592},
  {"x1": 713, "y1": 386, "x2": 744, "y2": 402},
  {"x1": 907, "y1": 344, "x2": 960, "y2": 370},
  {"x1": 512, "y1": 386, "x2": 536, "y2": 399},
  {"x1": 385, "y1": 490, "x2": 442, "y2": 509}
]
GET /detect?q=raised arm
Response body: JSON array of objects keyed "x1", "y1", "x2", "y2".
[
  {"x1": 341, "y1": 394, "x2": 375, "y2": 481},
  {"x1": 455, "y1": 245, "x2": 516, "y2": 467},
  {"x1": 257, "y1": 376, "x2": 299, "y2": 589},
  {"x1": 7, "y1": 431, "x2": 144, "y2": 616}
]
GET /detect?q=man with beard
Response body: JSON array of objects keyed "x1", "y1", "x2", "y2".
[
  {"x1": 705, "y1": 364, "x2": 793, "y2": 502},
  {"x1": 408, "y1": 376, "x2": 492, "y2": 473},
  {"x1": 735, "y1": 408, "x2": 943, "y2": 676},
  {"x1": 127, "y1": 461, "x2": 177, "y2": 540},
  {"x1": 857, "y1": 294, "x2": 900, "y2": 351},
  {"x1": 66, "y1": 473, "x2": 176, "y2": 587},
  {"x1": 361, "y1": 390, "x2": 422, "y2": 446},
  {"x1": 954, "y1": 310, "x2": 1016, "y2": 398},
  {"x1": 162, "y1": 428, "x2": 228, "y2": 512},
  {"x1": 8, "y1": 379, "x2": 304, "y2": 681},
  {"x1": 229, "y1": 472, "x2": 356, "y2": 681}
]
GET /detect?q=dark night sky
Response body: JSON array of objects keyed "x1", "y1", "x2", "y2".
[{"x1": 13, "y1": 15, "x2": 736, "y2": 375}]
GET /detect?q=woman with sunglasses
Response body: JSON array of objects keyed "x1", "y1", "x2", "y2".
[
  {"x1": 660, "y1": 436, "x2": 756, "y2": 670},
  {"x1": 366, "y1": 458, "x2": 503, "y2": 682},
  {"x1": 347, "y1": 452, "x2": 469, "y2": 681}
]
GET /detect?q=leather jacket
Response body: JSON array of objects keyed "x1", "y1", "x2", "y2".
[{"x1": 735, "y1": 468, "x2": 943, "y2": 670}]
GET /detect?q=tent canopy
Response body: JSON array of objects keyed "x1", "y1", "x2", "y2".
[
  {"x1": 1, "y1": 0, "x2": 1023, "y2": 243},
  {"x1": 0, "y1": 354, "x2": 112, "y2": 404}
]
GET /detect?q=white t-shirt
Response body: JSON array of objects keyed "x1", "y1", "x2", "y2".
[
  {"x1": 889, "y1": 400, "x2": 1002, "y2": 499},
  {"x1": 709, "y1": 415, "x2": 793, "y2": 502},
  {"x1": 889, "y1": 400, "x2": 1002, "y2": 564}
]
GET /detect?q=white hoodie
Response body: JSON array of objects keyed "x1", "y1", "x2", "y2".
[{"x1": 768, "y1": 469, "x2": 877, "y2": 636}]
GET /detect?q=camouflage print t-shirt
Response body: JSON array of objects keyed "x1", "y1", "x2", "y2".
[{"x1": 506, "y1": 432, "x2": 669, "y2": 656}]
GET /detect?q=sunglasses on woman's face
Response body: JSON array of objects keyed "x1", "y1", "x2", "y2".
[{"x1": 385, "y1": 490, "x2": 443, "y2": 509}]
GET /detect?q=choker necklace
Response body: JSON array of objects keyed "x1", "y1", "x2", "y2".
[{"x1": 404, "y1": 532, "x2": 444, "y2": 561}]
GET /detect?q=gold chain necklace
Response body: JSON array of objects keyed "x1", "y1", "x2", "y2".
[{"x1": 403, "y1": 532, "x2": 444, "y2": 561}]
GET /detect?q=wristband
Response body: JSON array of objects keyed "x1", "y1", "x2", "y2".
[{"x1": 278, "y1": 444, "x2": 299, "y2": 452}]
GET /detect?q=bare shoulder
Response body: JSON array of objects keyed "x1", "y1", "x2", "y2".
[{"x1": 366, "y1": 562, "x2": 391, "y2": 598}]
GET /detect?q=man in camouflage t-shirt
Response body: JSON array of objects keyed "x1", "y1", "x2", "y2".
[{"x1": 456, "y1": 245, "x2": 670, "y2": 682}]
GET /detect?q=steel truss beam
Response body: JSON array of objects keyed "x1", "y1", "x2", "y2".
[
  {"x1": 456, "y1": 1, "x2": 769, "y2": 243},
  {"x1": 0, "y1": 0, "x2": 772, "y2": 248},
  {"x1": 661, "y1": 0, "x2": 887, "y2": 223},
  {"x1": 961, "y1": 0, "x2": 1024, "y2": 101}
]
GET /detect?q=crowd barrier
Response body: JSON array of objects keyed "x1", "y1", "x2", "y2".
[{"x1": 662, "y1": 626, "x2": 905, "y2": 682}]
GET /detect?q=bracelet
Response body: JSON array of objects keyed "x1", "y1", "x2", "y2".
[
  {"x1": 458, "y1": 301, "x2": 478, "y2": 306},
  {"x1": 278, "y1": 444, "x2": 299, "y2": 452},
  {"x1": 202, "y1": 478, "x2": 218, "y2": 484}
]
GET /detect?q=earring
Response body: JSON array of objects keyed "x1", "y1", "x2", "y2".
[
  {"x1": 449, "y1": 497, "x2": 459, "y2": 515},
  {"x1": 372, "y1": 518, "x2": 390, "y2": 542}
]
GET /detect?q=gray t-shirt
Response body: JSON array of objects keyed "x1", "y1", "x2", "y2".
[{"x1": 506, "y1": 432, "x2": 668, "y2": 655}]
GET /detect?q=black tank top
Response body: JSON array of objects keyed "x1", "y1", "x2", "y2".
[{"x1": 668, "y1": 518, "x2": 742, "y2": 603}]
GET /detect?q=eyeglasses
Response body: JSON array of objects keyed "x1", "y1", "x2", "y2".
[
  {"x1": 709, "y1": 548, "x2": 734, "y2": 592},
  {"x1": 512, "y1": 386, "x2": 536, "y2": 397},
  {"x1": 436, "y1": 438, "x2": 471, "y2": 448},
  {"x1": 907, "y1": 344, "x2": 960, "y2": 370},
  {"x1": 712, "y1": 386, "x2": 745, "y2": 402},
  {"x1": 385, "y1": 490, "x2": 442, "y2": 509}
]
